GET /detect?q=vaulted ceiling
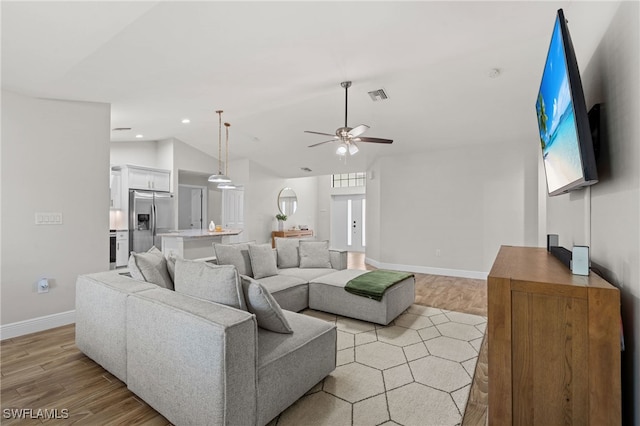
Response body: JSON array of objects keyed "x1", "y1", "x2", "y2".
[{"x1": 1, "y1": 1, "x2": 620, "y2": 177}]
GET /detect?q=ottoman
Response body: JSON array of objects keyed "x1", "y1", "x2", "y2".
[{"x1": 308, "y1": 269, "x2": 415, "y2": 325}]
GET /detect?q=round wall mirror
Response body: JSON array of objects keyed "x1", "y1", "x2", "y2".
[{"x1": 278, "y1": 187, "x2": 298, "y2": 216}]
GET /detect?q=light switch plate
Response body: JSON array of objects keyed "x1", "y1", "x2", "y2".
[{"x1": 35, "y1": 212, "x2": 63, "y2": 225}]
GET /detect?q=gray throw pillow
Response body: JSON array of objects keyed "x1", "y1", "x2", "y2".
[
  {"x1": 174, "y1": 258, "x2": 247, "y2": 311},
  {"x1": 274, "y1": 238, "x2": 300, "y2": 268},
  {"x1": 241, "y1": 276, "x2": 293, "y2": 334},
  {"x1": 299, "y1": 240, "x2": 332, "y2": 269},
  {"x1": 213, "y1": 243, "x2": 253, "y2": 277},
  {"x1": 248, "y1": 244, "x2": 278, "y2": 279},
  {"x1": 165, "y1": 252, "x2": 177, "y2": 283},
  {"x1": 128, "y1": 246, "x2": 174, "y2": 290}
]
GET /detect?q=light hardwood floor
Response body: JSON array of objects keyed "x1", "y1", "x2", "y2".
[{"x1": 1, "y1": 254, "x2": 488, "y2": 425}]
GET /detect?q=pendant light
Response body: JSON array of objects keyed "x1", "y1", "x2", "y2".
[
  {"x1": 217, "y1": 122, "x2": 237, "y2": 190},
  {"x1": 208, "y1": 110, "x2": 231, "y2": 183}
]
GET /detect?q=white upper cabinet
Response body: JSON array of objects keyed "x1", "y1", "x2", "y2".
[
  {"x1": 110, "y1": 168, "x2": 122, "y2": 210},
  {"x1": 125, "y1": 165, "x2": 171, "y2": 192}
]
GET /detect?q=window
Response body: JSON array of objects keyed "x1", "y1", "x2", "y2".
[{"x1": 331, "y1": 172, "x2": 366, "y2": 188}]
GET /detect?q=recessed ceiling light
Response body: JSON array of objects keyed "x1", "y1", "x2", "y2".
[
  {"x1": 181, "y1": 118, "x2": 191, "y2": 124},
  {"x1": 135, "y1": 134, "x2": 143, "y2": 138},
  {"x1": 112, "y1": 127, "x2": 132, "y2": 131},
  {"x1": 300, "y1": 167, "x2": 312, "y2": 172}
]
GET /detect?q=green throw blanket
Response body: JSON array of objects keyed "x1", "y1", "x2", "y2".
[{"x1": 345, "y1": 270, "x2": 414, "y2": 301}]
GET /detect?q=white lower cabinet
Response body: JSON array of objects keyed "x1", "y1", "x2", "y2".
[{"x1": 116, "y1": 231, "x2": 129, "y2": 267}]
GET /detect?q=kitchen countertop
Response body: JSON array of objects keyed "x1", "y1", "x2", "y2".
[{"x1": 157, "y1": 229, "x2": 243, "y2": 239}]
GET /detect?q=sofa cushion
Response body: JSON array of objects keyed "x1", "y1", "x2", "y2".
[
  {"x1": 214, "y1": 243, "x2": 253, "y2": 277},
  {"x1": 299, "y1": 241, "x2": 331, "y2": 269},
  {"x1": 248, "y1": 244, "x2": 278, "y2": 279},
  {"x1": 254, "y1": 274, "x2": 309, "y2": 312},
  {"x1": 128, "y1": 246, "x2": 174, "y2": 290},
  {"x1": 166, "y1": 253, "x2": 177, "y2": 283},
  {"x1": 174, "y1": 258, "x2": 247, "y2": 310},
  {"x1": 256, "y1": 311, "x2": 336, "y2": 425},
  {"x1": 274, "y1": 238, "x2": 300, "y2": 268},
  {"x1": 277, "y1": 268, "x2": 338, "y2": 282},
  {"x1": 241, "y1": 276, "x2": 292, "y2": 334}
]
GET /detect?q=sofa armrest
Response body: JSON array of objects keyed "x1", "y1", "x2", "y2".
[
  {"x1": 75, "y1": 271, "x2": 157, "y2": 382},
  {"x1": 329, "y1": 249, "x2": 347, "y2": 270},
  {"x1": 126, "y1": 288, "x2": 257, "y2": 426}
]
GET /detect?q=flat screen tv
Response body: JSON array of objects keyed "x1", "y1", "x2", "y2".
[{"x1": 536, "y1": 9, "x2": 598, "y2": 196}]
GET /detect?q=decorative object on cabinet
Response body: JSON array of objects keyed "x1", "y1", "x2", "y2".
[
  {"x1": 275, "y1": 213, "x2": 287, "y2": 231},
  {"x1": 217, "y1": 122, "x2": 237, "y2": 190},
  {"x1": 271, "y1": 229, "x2": 313, "y2": 247},
  {"x1": 487, "y1": 245, "x2": 620, "y2": 425},
  {"x1": 277, "y1": 187, "x2": 297, "y2": 216},
  {"x1": 208, "y1": 110, "x2": 231, "y2": 184}
]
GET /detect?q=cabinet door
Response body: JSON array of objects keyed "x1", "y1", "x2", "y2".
[
  {"x1": 110, "y1": 170, "x2": 122, "y2": 209},
  {"x1": 149, "y1": 170, "x2": 170, "y2": 191},
  {"x1": 116, "y1": 232, "x2": 129, "y2": 267},
  {"x1": 128, "y1": 168, "x2": 151, "y2": 189}
]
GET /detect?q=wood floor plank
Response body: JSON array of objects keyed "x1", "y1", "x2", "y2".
[{"x1": 1, "y1": 254, "x2": 488, "y2": 425}]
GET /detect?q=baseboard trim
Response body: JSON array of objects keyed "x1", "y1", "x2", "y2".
[
  {"x1": 1, "y1": 310, "x2": 75, "y2": 340},
  {"x1": 365, "y1": 258, "x2": 488, "y2": 280}
]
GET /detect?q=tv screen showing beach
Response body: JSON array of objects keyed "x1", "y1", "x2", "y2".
[{"x1": 536, "y1": 17, "x2": 584, "y2": 195}]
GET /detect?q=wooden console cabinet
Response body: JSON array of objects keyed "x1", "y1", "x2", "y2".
[
  {"x1": 271, "y1": 230, "x2": 313, "y2": 247},
  {"x1": 488, "y1": 246, "x2": 620, "y2": 425}
]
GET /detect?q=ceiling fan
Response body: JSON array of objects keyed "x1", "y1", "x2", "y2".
[{"x1": 305, "y1": 81, "x2": 393, "y2": 156}]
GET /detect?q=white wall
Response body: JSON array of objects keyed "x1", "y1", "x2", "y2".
[
  {"x1": 366, "y1": 139, "x2": 539, "y2": 276},
  {"x1": 1, "y1": 91, "x2": 110, "y2": 328},
  {"x1": 544, "y1": 3, "x2": 639, "y2": 421},
  {"x1": 110, "y1": 140, "x2": 160, "y2": 168}
]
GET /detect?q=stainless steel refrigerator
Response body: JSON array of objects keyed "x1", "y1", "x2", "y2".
[{"x1": 129, "y1": 190, "x2": 174, "y2": 253}]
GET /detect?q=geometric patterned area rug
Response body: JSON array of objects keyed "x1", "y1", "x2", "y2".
[{"x1": 268, "y1": 304, "x2": 487, "y2": 426}]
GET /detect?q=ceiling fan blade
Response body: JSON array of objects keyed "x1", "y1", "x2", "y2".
[
  {"x1": 348, "y1": 124, "x2": 369, "y2": 138},
  {"x1": 355, "y1": 136, "x2": 394, "y2": 144},
  {"x1": 308, "y1": 139, "x2": 337, "y2": 148},
  {"x1": 304, "y1": 130, "x2": 336, "y2": 137}
]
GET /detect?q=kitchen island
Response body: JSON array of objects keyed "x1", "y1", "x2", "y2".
[{"x1": 158, "y1": 228, "x2": 243, "y2": 260}]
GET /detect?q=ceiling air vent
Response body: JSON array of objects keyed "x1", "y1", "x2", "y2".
[
  {"x1": 112, "y1": 127, "x2": 132, "y2": 131},
  {"x1": 368, "y1": 89, "x2": 388, "y2": 102}
]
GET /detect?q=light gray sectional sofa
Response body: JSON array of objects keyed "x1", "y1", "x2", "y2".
[
  {"x1": 75, "y1": 238, "x2": 414, "y2": 425},
  {"x1": 76, "y1": 269, "x2": 336, "y2": 426}
]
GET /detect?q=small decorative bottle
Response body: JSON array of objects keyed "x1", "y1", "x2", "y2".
[{"x1": 209, "y1": 221, "x2": 215, "y2": 231}]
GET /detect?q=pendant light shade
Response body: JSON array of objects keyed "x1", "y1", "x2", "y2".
[{"x1": 208, "y1": 110, "x2": 231, "y2": 183}]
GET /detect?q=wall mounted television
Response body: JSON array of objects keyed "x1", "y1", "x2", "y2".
[{"x1": 536, "y1": 9, "x2": 598, "y2": 196}]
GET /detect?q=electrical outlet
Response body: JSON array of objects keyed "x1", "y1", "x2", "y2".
[
  {"x1": 37, "y1": 278, "x2": 50, "y2": 293},
  {"x1": 435, "y1": 249, "x2": 442, "y2": 257}
]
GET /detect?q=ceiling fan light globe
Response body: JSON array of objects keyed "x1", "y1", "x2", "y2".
[
  {"x1": 336, "y1": 143, "x2": 348, "y2": 156},
  {"x1": 348, "y1": 143, "x2": 359, "y2": 155}
]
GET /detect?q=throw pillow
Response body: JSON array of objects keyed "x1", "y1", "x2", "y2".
[
  {"x1": 128, "y1": 246, "x2": 174, "y2": 290},
  {"x1": 213, "y1": 243, "x2": 253, "y2": 277},
  {"x1": 299, "y1": 240, "x2": 332, "y2": 269},
  {"x1": 165, "y1": 252, "x2": 177, "y2": 283},
  {"x1": 248, "y1": 244, "x2": 278, "y2": 279},
  {"x1": 241, "y1": 276, "x2": 293, "y2": 334},
  {"x1": 274, "y1": 238, "x2": 300, "y2": 268},
  {"x1": 174, "y1": 258, "x2": 247, "y2": 311}
]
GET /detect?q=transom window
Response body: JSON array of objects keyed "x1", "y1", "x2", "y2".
[{"x1": 331, "y1": 172, "x2": 366, "y2": 188}]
